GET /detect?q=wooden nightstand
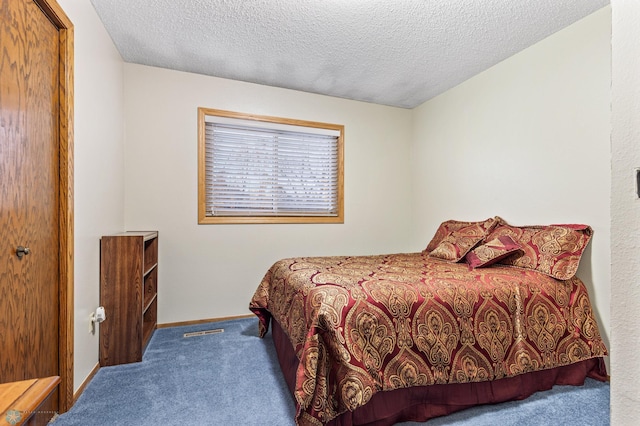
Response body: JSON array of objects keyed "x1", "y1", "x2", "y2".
[{"x1": 0, "y1": 376, "x2": 60, "y2": 425}]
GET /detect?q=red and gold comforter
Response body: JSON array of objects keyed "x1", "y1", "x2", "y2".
[{"x1": 249, "y1": 252, "x2": 607, "y2": 426}]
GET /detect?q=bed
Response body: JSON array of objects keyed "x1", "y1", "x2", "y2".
[{"x1": 249, "y1": 217, "x2": 608, "y2": 426}]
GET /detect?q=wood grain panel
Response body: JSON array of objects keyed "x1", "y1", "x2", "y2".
[
  {"x1": 1, "y1": 0, "x2": 59, "y2": 385},
  {"x1": 1, "y1": 0, "x2": 75, "y2": 418}
]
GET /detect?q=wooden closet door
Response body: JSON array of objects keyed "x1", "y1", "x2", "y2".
[{"x1": 0, "y1": 0, "x2": 61, "y2": 412}]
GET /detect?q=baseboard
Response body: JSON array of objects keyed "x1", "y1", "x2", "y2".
[
  {"x1": 157, "y1": 314, "x2": 254, "y2": 329},
  {"x1": 73, "y1": 362, "x2": 100, "y2": 404}
]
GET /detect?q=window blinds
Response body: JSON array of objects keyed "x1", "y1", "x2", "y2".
[{"x1": 204, "y1": 121, "x2": 340, "y2": 217}]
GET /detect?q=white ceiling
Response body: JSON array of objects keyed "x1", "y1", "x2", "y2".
[{"x1": 90, "y1": 0, "x2": 609, "y2": 109}]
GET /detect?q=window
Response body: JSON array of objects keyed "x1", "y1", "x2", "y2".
[{"x1": 198, "y1": 108, "x2": 344, "y2": 224}]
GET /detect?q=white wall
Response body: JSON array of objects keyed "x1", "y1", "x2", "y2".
[
  {"x1": 58, "y1": 0, "x2": 125, "y2": 391},
  {"x1": 411, "y1": 6, "x2": 611, "y2": 354},
  {"x1": 122, "y1": 65, "x2": 414, "y2": 324},
  {"x1": 611, "y1": 1, "x2": 640, "y2": 424}
]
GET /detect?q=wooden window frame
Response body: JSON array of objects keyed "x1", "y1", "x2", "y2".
[{"x1": 198, "y1": 108, "x2": 344, "y2": 224}]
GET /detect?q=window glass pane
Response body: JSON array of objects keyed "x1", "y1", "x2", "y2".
[{"x1": 198, "y1": 108, "x2": 344, "y2": 224}]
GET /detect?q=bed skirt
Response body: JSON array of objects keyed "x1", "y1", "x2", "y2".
[{"x1": 271, "y1": 318, "x2": 608, "y2": 426}]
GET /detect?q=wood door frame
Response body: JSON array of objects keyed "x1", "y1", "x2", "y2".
[{"x1": 33, "y1": 0, "x2": 74, "y2": 413}]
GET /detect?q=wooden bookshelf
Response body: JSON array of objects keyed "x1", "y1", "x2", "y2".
[{"x1": 99, "y1": 231, "x2": 158, "y2": 366}]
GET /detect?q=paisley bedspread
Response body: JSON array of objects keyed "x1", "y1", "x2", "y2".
[{"x1": 249, "y1": 252, "x2": 607, "y2": 426}]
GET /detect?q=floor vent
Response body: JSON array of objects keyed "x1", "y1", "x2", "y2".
[{"x1": 183, "y1": 328, "x2": 224, "y2": 338}]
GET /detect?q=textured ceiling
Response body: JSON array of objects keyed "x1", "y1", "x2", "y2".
[{"x1": 90, "y1": 0, "x2": 609, "y2": 109}]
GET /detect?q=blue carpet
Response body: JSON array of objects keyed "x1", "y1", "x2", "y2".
[{"x1": 53, "y1": 317, "x2": 609, "y2": 425}]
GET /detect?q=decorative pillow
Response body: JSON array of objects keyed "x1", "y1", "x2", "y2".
[
  {"x1": 485, "y1": 224, "x2": 593, "y2": 280},
  {"x1": 425, "y1": 217, "x2": 503, "y2": 253},
  {"x1": 428, "y1": 222, "x2": 496, "y2": 262},
  {"x1": 465, "y1": 235, "x2": 521, "y2": 269}
]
